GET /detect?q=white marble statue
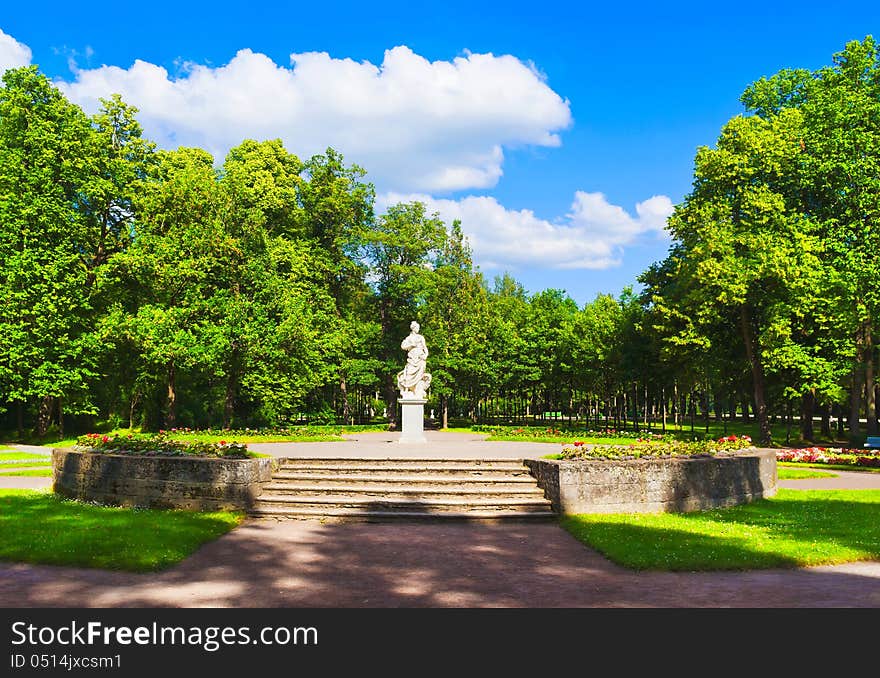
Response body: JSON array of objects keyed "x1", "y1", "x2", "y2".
[{"x1": 397, "y1": 321, "x2": 432, "y2": 400}]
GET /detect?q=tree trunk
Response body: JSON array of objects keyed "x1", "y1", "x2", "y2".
[
  {"x1": 786, "y1": 400, "x2": 792, "y2": 444},
  {"x1": 339, "y1": 374, "x2": 350, "y2": 425},
  {"x1": 741, "y1": 396, "x2": 750, "y2": 423},
  {"x1": 441, "y1": 395, "x2": 449, "y2": 429},
  {"x1": 876, "y1": 383, "x2": 880, "y2": 435},
  {"x1": 740, "y1": 304, "x2": 772, "y2": 445},
  {"x1": 834, "y1": 402, "x2": 846, "y2": 439},
  {"x1": 57, "y1": 398, "x2": 64, "y2": 438},
  {"x1": 16, "y1": 401, "x2": 24, "y2": 440},
  {"x1": 819, "y1": 402, "x2": 831, "y2": 439},
  {"x1": 689, "y1": 392, "x2": 695, "y2": 434},
  {"x1": 37, "y1": 396, "x2": 53, "y2": 437},
  {"x1": 661, "y1": 386, "x2": 667, "y2": 433},
  {"x1": 849, "y1": 323, "x2": 865, "y2": 441},
  {"x1": 673, "y1": 381, "x2": 679, "y2": 427},
  {"x1": 224, "y1": 371, "x2": 237, "y2": 429},
  {"x1": 849, "y1": 368, "x2": 863, "y2": 442},
  {"x1": 129, "y1": 391, "x2": 141, "y2": 430},
  {"x1": 866, "y1": 326, "x2": 876, "y2": 435},
  {"x1": 165, "y1": 361, "x2": 177, "y2": 429},
  {"x1": 799, "y1": 390, "x2": 815, "y2": 442},
  {"x1": 385, "y1": 379, "x2": 398, "y2": 429},
  {"x1": 631, "y1": 385, "x2": 639, "y2": 432}
]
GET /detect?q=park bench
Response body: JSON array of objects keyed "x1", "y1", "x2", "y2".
[{"x1": 865, "y1": 436, "x2": 880, "y2": 450}]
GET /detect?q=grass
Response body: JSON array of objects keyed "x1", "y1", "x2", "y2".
[
  {"x1": 778, "y1": 461, "x2": 880, "y2": 474},
  {"x1": 0, "y1": 468, "x2": 51, "y2": 476},
  {"x1": 466, "y1": 418, "x2": 873, "y2": 448},
  {"x1": 560, "y1": 489, "x2": 880, "y2": 571},
  {"x1": 0, "y1": 451, "x2": 51, "y2": 462},
  {"x1": 777, "y1": 467, "x2": 837, "y2": 479},
  {"x1": 0, "y1": 489, "x2": 243, "y2": 571},
  {"x1": 0, "y1": 461, "x2": 51, "y2": 469},
  {"x1": 486, "y1": 433, "x2": 638, "y2": 444}
]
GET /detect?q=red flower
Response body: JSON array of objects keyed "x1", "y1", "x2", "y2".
[
  {"x1": 219, "y1": 440, "x2": 227, "y2": 445},
  {"x1": 101, "y1": 435, "x2": 109, "y2": 443}
]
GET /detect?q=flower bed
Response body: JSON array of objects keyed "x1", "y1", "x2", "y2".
[
  {"x1": 472, "y1": 424, "x2": 662, "y2": 440},
  {"x1": 776, "y1": 447, "x2": 880, "y2": 468},
  {"x1": 525, "y1": 445, "x2": 776, "y2": 514},
  {"x1": 560, "y1": 435, "x2": 754, "y2": 460},
  {"x1": 77, "y1": 433, "x2": 249, "y2": 458},
  {"x1": 53, "y1": 448, "x2": 275, "y2": 511}
]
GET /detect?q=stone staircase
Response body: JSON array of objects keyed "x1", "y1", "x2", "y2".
[{"x1": 248, "y1": 457, "x2": 556, "y2": 522}]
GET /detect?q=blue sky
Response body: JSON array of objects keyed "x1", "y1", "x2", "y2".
[{"x1": 2, "y1": 2, "x2": 878, "y2": 304}]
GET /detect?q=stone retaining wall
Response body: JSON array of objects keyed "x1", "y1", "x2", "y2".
[
  {"x1": 52, "y1": 448, "x2": 275, "y2": 511},
  {"x1": 524, "y1": 449, "x2": 777, "y2": 514}
]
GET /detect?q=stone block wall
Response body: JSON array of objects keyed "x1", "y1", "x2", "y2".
[
  {"x1": 52, "y1": 448, "x2": 275, "y2": 511},
  {"x1": 524, "y1": 449, "x2": 777, "y2": 514}
]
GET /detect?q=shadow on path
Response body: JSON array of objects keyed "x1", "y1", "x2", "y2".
[{"x1": 2, "y1": 517, "x2": 880, "y2": 608}]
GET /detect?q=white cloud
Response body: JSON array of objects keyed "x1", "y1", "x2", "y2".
[
  {"x1": 0, "y1": 28, "x2": 32, "y2": 73},
  {"x1": 377, "y1": 191, "x2": 674, "y2": 271},
  {"x1": 56, "y1": 45, "x2": 572, "y2": 193},
  {"x1": 0, "y1": 28, "x2": 671, "y2": 272}
]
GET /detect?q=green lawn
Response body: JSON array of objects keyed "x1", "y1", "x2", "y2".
[
  {"x1": 561, "y1": 489, "x2": 880, "y2": 571},
  {"x1": 777, "y1": 467, "x2": 838, "y2": 479},
  {"x1": 778, "y1": 461, "x2": 880, "y2": 474},
  {"x1": 0, "y1": 461, "x2": 51, "y2": 470},
  {"x1": 0, "y1": 468, "x2": 51, "y2": 476},
  {"x1": 0, "y1": 489, "x2": 243, "y2": 571},
  {"x1": 466, "y1": 418, "x2": 868, "y2": 448},
  {"x1": 0, "y1": 451, "x2": 51, "y2": 462},
  {"x1": 486, "y1": 433, "x2": 638, "y2": 444}
]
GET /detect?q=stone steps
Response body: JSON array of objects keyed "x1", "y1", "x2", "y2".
[
  {"x1": 267, "y1": 473, "x2": 537, "y2": 486},
  {"x1": 261, "y1": 483, "x2": 543, "y2": 498},
  {"x1": 247, "y1": 507, "x2": 556, "y2": 522},
  {"x1": 250, "y1": 457, "x2": 556, "y2": 522}
]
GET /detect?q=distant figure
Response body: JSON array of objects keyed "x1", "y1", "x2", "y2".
[{"x1": 397, "y1": 321, "x2": 432, "y2": 400}]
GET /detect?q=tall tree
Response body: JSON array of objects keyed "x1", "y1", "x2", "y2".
[{"x1": 0, "y1": 67, "x2": 99, "y2": 435}]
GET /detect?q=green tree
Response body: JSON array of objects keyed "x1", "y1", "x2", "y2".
[
  {"x1": 0, "y1": 67, "x2": 99, "y2": 436},
  {"x1": 664, "y1": 109, "x2": 823, "y2": 445}
]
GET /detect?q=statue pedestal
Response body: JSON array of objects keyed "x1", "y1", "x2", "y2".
[{"x1": 398, "y1": 399, "x2": 427, "y2": 444}]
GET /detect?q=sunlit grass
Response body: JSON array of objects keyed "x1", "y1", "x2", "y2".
[
  {"x1": 0, "y1": 468, "x2": 52, "y2": 477},
  {"x1": 779, "y1": 461, "x2": 880, "y2": 474},
  {"x1": 777, "y1": 467, "x2": 837, "y2": 479},
  {"x1": 561, "y1": 489, "x2": 880, "y2": 571},
  {"x1": 0, "y1": 489, "x2": 243, "y2": 571},
  {"x1": 0, "y1": 451, "x2": 51, "y2": 462},
  {"x1": 0, "y1": 461, "x2": 52, "y2": 470},
  {"x1": 487, "y1": 434, "x2": 638, "y2": 445}
]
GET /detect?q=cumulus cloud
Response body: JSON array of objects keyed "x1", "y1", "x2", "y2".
[
  {"x1": 377, "y1": 191, "x2": 674, "y2": 270},
  {"x1": 0, "y1": 28, "x2": 32, "y2": 73},
  {"x1": 56, "y1": 45, "x2": 572, "y2": 193}
]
